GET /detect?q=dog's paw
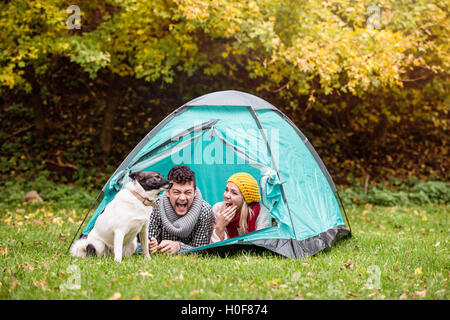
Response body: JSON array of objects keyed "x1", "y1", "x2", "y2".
[{"x1": 144, "y1": 254, "x2": 151, "y2": 260}]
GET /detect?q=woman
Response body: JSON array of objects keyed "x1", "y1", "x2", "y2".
[{"x1": 210, "y1": 172, "x2": 271, "y2": 243}]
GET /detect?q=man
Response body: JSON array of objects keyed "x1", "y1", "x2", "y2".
[{"x1": 147, "y1": 165, "x2": 214, "y2": 254}]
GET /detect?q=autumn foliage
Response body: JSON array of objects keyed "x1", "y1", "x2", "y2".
[{"x1": 0, "y1": 0, "x2": 448, "y2": 186}]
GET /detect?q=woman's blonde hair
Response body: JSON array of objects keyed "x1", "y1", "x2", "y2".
[{"x1": 239, "y1": 202, "x2": 255, "y2": 234}]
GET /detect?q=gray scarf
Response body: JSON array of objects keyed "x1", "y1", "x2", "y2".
[{"x1": 159, "y1": 192, "x2": 203, "y2": 238}]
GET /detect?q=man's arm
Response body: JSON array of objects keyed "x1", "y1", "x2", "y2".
[{"x1": 148, "y1": 207, "x2": 161, "y2": 243}]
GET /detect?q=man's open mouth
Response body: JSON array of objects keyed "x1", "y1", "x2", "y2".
[{"x1": 176, "y1": 203, "x2": 188, "y2": 210}]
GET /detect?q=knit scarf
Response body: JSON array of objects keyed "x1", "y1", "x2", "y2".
[
  {"x1": 159, "y1": 192, "x2": 203, "y2": 239},
  {"x1": 226, "y1": 202, "x2": 260, "y2": 239}
]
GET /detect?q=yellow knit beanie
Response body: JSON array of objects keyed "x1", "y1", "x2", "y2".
[{"x1": 227, "y1": 172, "x2": 261, "y2": 204}]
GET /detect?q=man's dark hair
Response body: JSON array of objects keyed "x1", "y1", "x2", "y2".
[{"x1": 168, "y1": 165, "x2": 196, "y2": 188}]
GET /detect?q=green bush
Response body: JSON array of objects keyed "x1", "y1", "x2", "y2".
[
  {"x1": 340, "y1": 179, "x2": 449, "y2": 207},
  {"x1": 0, "y1": 171, "x2": 94, "y2": 212}
]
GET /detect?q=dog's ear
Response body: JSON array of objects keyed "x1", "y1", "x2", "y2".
[{"x1": 129, "y1": 172, "x2": 144, "y2": 181}]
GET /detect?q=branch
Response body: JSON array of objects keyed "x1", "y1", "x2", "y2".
[
  {"x1": 2, "y1": 124, "x2": 35, "y2": 142},
  {"x1": 45, "y1": 158, "x2": 79, "y2": 171},
  {"x1": 399, "y1": 74, "x2": 430, "y2": 82},
  {"x1": 270, "y1": 81, "x2": 289, "y2": 93}
]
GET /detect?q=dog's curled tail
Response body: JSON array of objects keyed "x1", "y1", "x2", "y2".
[{"x1": 70, "y1": 238, "x2": 88, "y2": 258}]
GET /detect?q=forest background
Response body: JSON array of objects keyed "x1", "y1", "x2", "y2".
[{"x1": 1, "y1": 0, "x2": 448, "y2": 189}]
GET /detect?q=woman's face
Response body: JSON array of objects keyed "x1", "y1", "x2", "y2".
[{"x1": 224, "y1": 182, "x2": 244, "y2": 211}]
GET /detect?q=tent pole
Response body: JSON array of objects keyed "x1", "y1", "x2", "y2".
[
  {"x1": 336, "y1": 190, "x2": 352, "y2": 236},
  {"x1": 246, "y1": 107, "x2": 299, "y2": 243},
  {"x1": 66, "y1": 190, "x2": 103, "y2": 253}
]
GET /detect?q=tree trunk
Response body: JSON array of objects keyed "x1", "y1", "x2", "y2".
[
  {"x1": 99, "y1": 74, "x2": 122, "y2": 156},
  {"x1": 24, "y1": 66, "x2": 47, "y2": 140}
]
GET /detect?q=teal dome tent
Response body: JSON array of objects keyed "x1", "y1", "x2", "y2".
[{"x1": 69, "y1": 90, "x2": 351, "y2": 260}]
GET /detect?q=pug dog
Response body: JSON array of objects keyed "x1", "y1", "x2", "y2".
[{"x1": 70, "y1": 171, "x2": 172, "y2": 262}]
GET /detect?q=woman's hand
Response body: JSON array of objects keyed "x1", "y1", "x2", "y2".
[{"x1": 215, "y1": 205, "x2": 237, "y2": 241}]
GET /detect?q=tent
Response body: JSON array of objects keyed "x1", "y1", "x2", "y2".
[{"x1": 69, "y1": 90, "x2": 351, "y2": 260}]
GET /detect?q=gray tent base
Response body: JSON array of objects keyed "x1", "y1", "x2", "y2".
[{"x1": 186, "y1": 225, "x2": 350, "y2": 260}]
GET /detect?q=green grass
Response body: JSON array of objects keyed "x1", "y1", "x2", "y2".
[{"x1": 0, "y1": 184, "x2": 448, "y2": 300}]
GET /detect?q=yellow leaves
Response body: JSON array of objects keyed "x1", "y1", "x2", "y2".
[
  {"x1": 414, "y1": 267, "x2": 423, "y2": 275},
  {"x1": 0, "y1": 245, "x2": 9, "y2": 256},
  {"x1": 175, "y1": 0, "x2": 210, "y2": 21},
  {"x1": 1, "y1": 207, "x2": 73, "y2": 229},
  {"x1": 268, "y1": 278, "x2": 281, "y2": 288}
]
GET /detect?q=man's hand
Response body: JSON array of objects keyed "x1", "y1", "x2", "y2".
[
  {"x1": 148, "y1": 237, "x2": 159, "y2": 254},
  {"x1": 157, "y1": 240, "x2": 181, "y2": 253}
]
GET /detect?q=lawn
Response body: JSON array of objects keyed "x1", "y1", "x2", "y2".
[{"x1": 0, "y1": 181, "x2": 448, "y2": 300}]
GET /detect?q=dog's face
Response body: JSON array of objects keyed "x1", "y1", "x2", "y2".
[{"x1": 129, "y1": 171, "x2": 172, "y2": 192}]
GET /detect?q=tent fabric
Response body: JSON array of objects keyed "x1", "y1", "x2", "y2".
[{"x1": 79, "y1": 90, "x2": 350, "y2": 260}]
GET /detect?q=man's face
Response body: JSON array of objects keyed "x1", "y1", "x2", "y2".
[{"x1": 166, "y1": 181, "x2": 196, "y2": 216}]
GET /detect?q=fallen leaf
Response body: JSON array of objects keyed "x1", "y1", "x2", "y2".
[
  {"x1": 25, "y1": 264, "x2": 35, "y2": 272},
  {"x1": 190, "y1": 290, "x2": 199, "y2": 297},
  {"x1": 415, "y1": 289, "x2": 426, "y2": 297},
  {"x1": 108, "y1": 292, "x2": 121, "y2": 300},
  {"x1": 107, "y1": 278, "x2": 118, "y2": 288},
  {"x1": 33, "y1": 280, "x2": 48, "y2": 289},
  {"x1": 0, "y1": 245, "x2": 8, "y2": 256},
  {"x1": 414, "y1": 267, "x2": 423, "y2": 275},
  {"x1": 32, "y1": 219, "x2": 44, "y2": 226},
  {"x1": 422, "y1": 216, "x2": 428, "y2": 221},
  {"x1": 9, "y1": 278, "x2": 18, "y2": 292},
  {"x1": 138, "y1": 269, "x2": 154, "y2": 278},
  {"x1": 347, "y1": 291, "x2": 364, "y2": 297}
]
